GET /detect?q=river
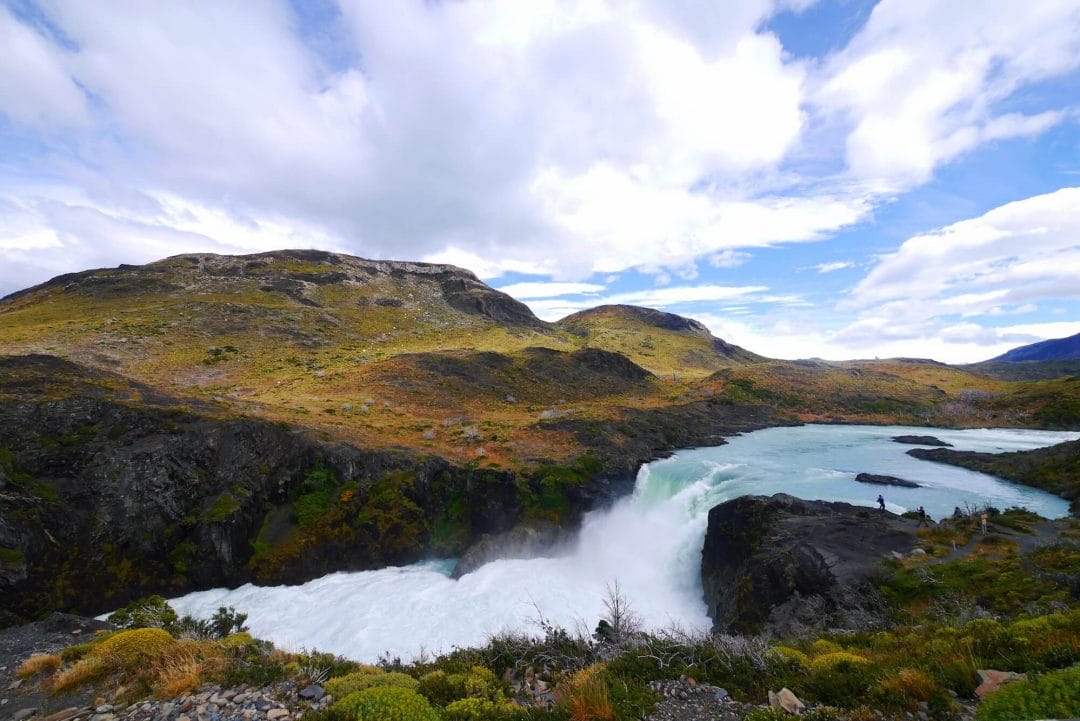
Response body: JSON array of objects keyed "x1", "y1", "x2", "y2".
[{"x1": 168, "y1": 424, "x2": 1077, "y2": 661}]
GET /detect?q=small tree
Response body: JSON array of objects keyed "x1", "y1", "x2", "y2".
[{"x1": 595, "y1": 580, "x2": 641, "y2": 646}]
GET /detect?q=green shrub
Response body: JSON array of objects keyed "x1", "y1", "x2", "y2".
[
  {"x1": 806, "y1": 653, "x2": 877, "y2": 707},
  {"x1": 810, "y1": 640, "x2": 841, "y2": 656},
  {"x1": 744, "y1": 709, "x2": 789, "y2": 721},
  {"x1": 107, "y1": 595, "x2": 178, "y2": 630},
  {"x1": 417, "y1": 670, "x2": 456, "y2": 706},
  {"x1": 221, "y1": 632, "x2": 256, "y2": 648},
  {"x1": 771, "y1": 646, "x2": 809, "y2": 667},
  {"x1": 443, "y1": 697, "x2": 525, "y2": 721},
  {"x1": 976, "y1": 666, "x2": 1080, "y2": 721},
  {"x1": 327, "y1": 671, "x2": 416, "y2": 698},
  {"x1": 365, "y1": 673, "x2": 420, "y2": 692},
  {"x1": 60, "y1": 641, "x2": 100, "y2": 663},
  {"x1": 331, "y1": 686, "x2": 439, "y2": 721}
]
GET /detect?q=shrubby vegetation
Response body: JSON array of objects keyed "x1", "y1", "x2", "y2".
[{"x1": 17, "y1": 533, "x2": 1080, "y2": 720}]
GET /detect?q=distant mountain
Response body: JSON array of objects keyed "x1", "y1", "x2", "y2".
[{"x1": 988, "y1": 332, "x2": 1080, "y2": 362}]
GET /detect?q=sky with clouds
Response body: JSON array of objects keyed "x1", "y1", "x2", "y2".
[{"x1": 1, "y1": 0, "x2": 1078, "y2": 363}]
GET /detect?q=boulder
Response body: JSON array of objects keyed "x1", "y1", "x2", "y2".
[
  {"x1": 769, "y1": 687, "x2": 805, "y2": 715},
  {"x1": 701, "y1": 494, "x2": 917, "y2": 633},
  {"x1": 975, "y1": 669, "x2": 1027, "y2": 699},
  {"x1": 855, "y1": 473, "x2": 921, "y2": 488}
]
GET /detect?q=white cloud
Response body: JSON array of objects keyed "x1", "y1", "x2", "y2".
[
  {"x1": 0, "y1": 6, "x2": 88, "y2": 128},
  {"x1": 708, "y1": 250, "x2": 752, "y2": 268},
  {"x1": 497, "y1": 281, "x2": 607, "y2": 299},
  {"x1": 807, "y1": 260, "x2": 855, "y2": 273},
  {"x1": 818, "y1": 0, "x2": 1080, "y2": 188},
  {"x1": 847, "y1": 187, "x2": 1080, "y2": 312},
  {"x1": 0, "y1": 186, "x2": 345, "y2": 296}
]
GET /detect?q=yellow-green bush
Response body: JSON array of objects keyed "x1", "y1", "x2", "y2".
[
  {"x1": 460, "y1": 666, "x2": 501, "y2": 701},
  {"x1": 60, "y1": 641, "x2": 99, "y2": 663},
  {"x1": 90, "y1": 628, "x2": 176, "y2": 665},
  {"x1": 976, "y1": 666, "x2": 1080, "y2": 721},
  {"x1": 807, "y1": 652, "x2": 877, "y2": 707},
  {"x1": 443, "y1": 697, "x2": 524, "y2": 721},
  {"x1": 810, "y1": 640, "x2": 841, "y2": 656},
  {"x1": 415, "y1": 667, "x2": 503, "y2": 706},
  {"x1": 771, "y1": 646, "x2": 810, "y2": 667},
  {"x1": 809, "y1": 652, "x2": 870, "y2": 673},
  {"x1": 327, "y1": 671, "x2": 417, "y2": 698},
  {"x1": 331, "y1": 686, "x2": 439, "y2": 721},
  {"x1": 417, "y1": 670, "x2": 454, "y2": 705},
  {"x1": 221, "y1": 632, "x2": 255, "y2": 648}
]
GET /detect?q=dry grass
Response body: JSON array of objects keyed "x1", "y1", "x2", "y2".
[
  {"x1": 149, "y1": 640, "x2": 229, "y2": 698},
  {"x1": 877, "y1": 668, "x2": 938, "y2": 703},
  {"x1": 556, "y1": 664, "x2": 615, "y2": 721},
  {"x1": 16, "y1": 653, "x2": 61, "y2": 679},
  {"x1": 51, "y1": 657, "x2": 109, "y2": 693}
]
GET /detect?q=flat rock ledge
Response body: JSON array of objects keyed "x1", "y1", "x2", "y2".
[{"x1": 855, "y1": 473, "x2": 921, "y2": 488}]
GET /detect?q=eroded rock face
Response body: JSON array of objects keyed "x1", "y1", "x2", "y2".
[
  {"x1": 451, "y1": 520, "x2": 572, "y2": 578},
  {"x1": 700, "y1": 494, "x2": 917, "y2": 634}
]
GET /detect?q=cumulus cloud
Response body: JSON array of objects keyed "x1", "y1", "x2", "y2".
[
  {"x1": 817, "y1": 0, "x2": 1080, "y2": 188},
  {"x1": 847, "y1": 187, "x2": 1080, "y2": 312}
]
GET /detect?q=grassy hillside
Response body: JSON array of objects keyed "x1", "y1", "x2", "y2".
[
  {"x1": 557, "y1": 304, "x2": 763, "y2": 378},
  {"x1": 1, "y1": 250, "x2": 1077, "y2": 472}
]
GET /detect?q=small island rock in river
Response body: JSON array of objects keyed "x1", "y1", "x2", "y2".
[
  {"x1": 854, "y1": 472, "x2": 921, "y2": 488},
  {"x1": 891, "y1": 435, "x2": 953, "y2": 447}
]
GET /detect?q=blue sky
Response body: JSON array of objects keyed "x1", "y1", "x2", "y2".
[{"x1": 1, "y1": 0, "x2": 1078, "y2": 363}]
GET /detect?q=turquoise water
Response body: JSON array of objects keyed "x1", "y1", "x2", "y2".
[
  {"x1": 169, "y1": 425, "x2": 1076, "y2": 661},
  {"x1": 640, "y1": 424, "x2": 1076, "y2": 520}
]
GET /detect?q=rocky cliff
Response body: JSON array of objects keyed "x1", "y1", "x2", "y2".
[
  {"x1": 700, "y1": 494, "x2": 919, "y2": 634},
  {"x1": 0, "y1": 355, "x2": 530, "y2": 625}
]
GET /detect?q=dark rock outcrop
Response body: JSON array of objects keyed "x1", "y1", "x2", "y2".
[
  {"x1": 892, "y1": 435, "x2": 952, "y2": 447},
  {"x1": 700, "y1": 494, "x2": 917, "y2": 634},
  {"x1": 451, "y1": 520, "x2": 572, "y2": 578},
  {"x1": 854, "y1": 473, "x2": 921, "y2": 488}
]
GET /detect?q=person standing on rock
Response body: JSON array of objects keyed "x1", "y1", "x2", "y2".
[
  {"x1": 917, "y1": 506, "x2": 929, "y2": 527},
  {"x1": 877, "y1": 494, "x2": 885, "y2": 513}
]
